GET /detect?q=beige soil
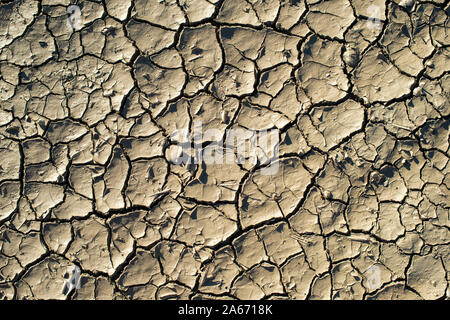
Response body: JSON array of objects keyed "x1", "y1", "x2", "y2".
[{"x1": 0, "y1": 0, "x2": 449, "y2": 300}]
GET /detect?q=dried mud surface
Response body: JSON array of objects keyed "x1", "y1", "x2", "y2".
[{"x1": 0, "y1": 0, "x2": 449, "y2": 300}]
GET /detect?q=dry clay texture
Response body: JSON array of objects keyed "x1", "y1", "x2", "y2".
[{"x1": 0, "y1": 0, "x2": 449, "y2": 300}]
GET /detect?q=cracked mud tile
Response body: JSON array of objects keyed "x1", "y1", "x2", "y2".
[
  {"x1": 65, "y1": 217, "x2": 115, "y2": 275},
  {"x1": 198, "y1": 246, "x2": 241, "y2": 295},
  {"x1": 172, "y1": 204, "x2": 238, "y2": 247},
  {"x1": 230, "y1": 262, "x2": 285, "y2": 299},
  {"x1": 281, "y1": 253, "x2": 316, "y2": 299},
  {"x1": 15, "y1": 255, "x2": 75, "y2": 299},
  {"x1": 178, "y1": 24, "x2": 223, "y2": 95},
  {"x1": 296, "y1": 36, "x2": 349, "y2": 104},
  {"x1": 306, "y1": 0, "x2": 354, "y2": 39},
  {"x1": 239, "y1": 157, "x2": 313, "y2": 228}
]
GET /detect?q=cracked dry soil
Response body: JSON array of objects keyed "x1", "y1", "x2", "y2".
[{"x1": 0, "y1": 0, "x2": 449, "y2": 300}]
